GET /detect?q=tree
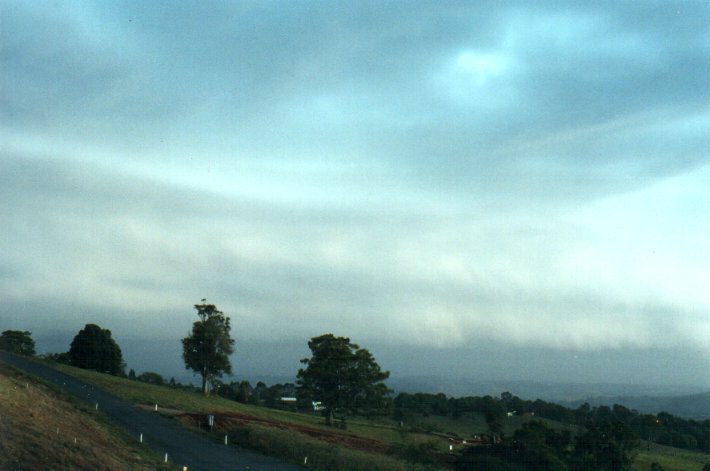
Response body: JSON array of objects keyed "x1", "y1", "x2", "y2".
[
  {"x1": 68, "y1": 324, "x2": 124, "y2": 376},
  {"x1": 573, "y1": 420, "x2": 639, "y2": 471},
  {"x1": 0, "y1": 330, "x2": 36, "y2": 356},
  {"x1": 181, "y1": 301, "x2": 235, "y2": 395},
  {"x1": 137, "y1": 371, "x2": 164, "y2": 385},
  {"x1": 296, "y1": 333, "x2": 390, "y2": 426},
  {"x1": 41, "y1": 351, "x2": 70, "y2": 364},
  {"x1": 480, "y1": 395, "x2": 506, "y2": 443}
]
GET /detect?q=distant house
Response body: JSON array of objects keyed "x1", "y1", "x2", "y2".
[
  {"x1": 449, "y1": 435, "x2": 486, "y2": 446},
  {"x1": 279, "y1": 397, "x2": 298, "y2": 409}
]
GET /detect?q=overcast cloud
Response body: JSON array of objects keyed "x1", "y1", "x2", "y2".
[{"x1": 1, "y1": 1, "x2": 708, "y2": 386}]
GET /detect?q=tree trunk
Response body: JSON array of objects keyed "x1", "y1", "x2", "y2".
[
  {"x1": 202, "y1": 368, "x2": 209, "y2": 395},
  {"x1": 325, "y1": 408, "x2": 334, "y2": 426}
]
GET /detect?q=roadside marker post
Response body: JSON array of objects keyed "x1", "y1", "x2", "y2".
[
  {"x1": 164, "y1": 453, "x2": 168, "y2": 463},
  {"x1": 154, "y1": 403, "x2": 158, "y2": 411},
  {"x1": 95, "y1": 403, "x2": 99, "y2": 411},
  {"x1": 139, "y1": 433, "x2": 143, "y2": 443},
  {"x1": 224, "y1": 434, "x2": 228, "y2": 445}
]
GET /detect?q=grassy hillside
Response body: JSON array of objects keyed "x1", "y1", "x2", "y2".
[
  {"x1": 52, "y1": 362, "x2": 448, "y2": 470},
  {"x1": 0, "y1": 364, "x2": 169, "y2": 471},
  {"x1": 51, "y1": 362, "x2": 710, "y2": 471},
  {"x1": 633, "y1": 443, "x2": 710, "y2": 471}
]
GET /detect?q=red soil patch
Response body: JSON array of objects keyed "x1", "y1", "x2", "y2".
[{"x1": 179, "y1": 411, "x2": 391, "y2": 454}]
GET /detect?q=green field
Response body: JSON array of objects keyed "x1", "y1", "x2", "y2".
[{"x1": 633, "y1": 443, "x2": 710, "y2": 471}]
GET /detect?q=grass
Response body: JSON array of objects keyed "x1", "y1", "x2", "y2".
[
  {"x1": 50, "y1": 362, "x2": 456, "y2": 470},
  {"x1": 54, "y1": 362, "x2": 416, "y2": 443},
  {"x1": 0, "y1": 363, "x2": 170, "y2": 471},
  {"x1": 226, "y1": 423, "x2": 444, "y2": 471},
  {"x1": 49, "y1": 362, "x2": 710, "y2": 471},
  {"x1": 633, "y1": 442, "x2": 710, "y2": 471}
]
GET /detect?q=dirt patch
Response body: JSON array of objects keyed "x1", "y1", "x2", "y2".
[{"x1": 180, "y1": 411, "x2": 392, "y2": 454}]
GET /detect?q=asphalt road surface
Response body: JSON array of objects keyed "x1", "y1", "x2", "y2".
[{"x1": 0, "y1": 351, "x2": 303, "y2": 471}]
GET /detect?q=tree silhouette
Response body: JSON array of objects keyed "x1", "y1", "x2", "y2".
[
  {"x1": 182, "y1": 301, "x2": 235, "y2": 395},
  {"x1": 0, "y1": 330, "x2": 36, "y2": 356},
  {"x1": 297, "y1": 334, "x2": 390, "y2": 426},
  {"x1": 69, "y1": 324, "x2": 124, "y2": 376}
]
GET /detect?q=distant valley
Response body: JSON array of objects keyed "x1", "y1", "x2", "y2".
[
  {"x1": 385, "y1": 376, "x2": 710, "y2": 420},
  {"x1": 562, "y1": 392, "x2": 710, "y2": 420}
]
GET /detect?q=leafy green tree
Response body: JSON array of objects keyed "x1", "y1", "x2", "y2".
[
  {"x1": 505, "y1": 421, "x2": 570, "y2": 471},
  {"x1": 296, "y1": 333, "x2": 390, "y2": 426},
  {"x1": 236, "y1": 380, "x2": 251, "y2": 403},
  {"x1": 0, "y1": 330, "x2": 36, "y2": 356},
  {"x1": 182, "y1": 301, "x2": 235, "y2": 395},
  {"x1": 480, "y1": 395, "x2": 506, "y2": 443},
  {"x1": 41, "y1": 351, "x2": 71, "y2": 364},
  {"x1": 137, "y1": 371, "x2": 164, "y2": 385},
  {"x1": 573, "y1": 420, "x2": 639, "y2": 471},
  {"x1": 69, "y1": 324, "x2": 124, "y2": 376}
]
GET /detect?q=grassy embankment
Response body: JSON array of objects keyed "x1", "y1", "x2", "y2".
[
  {"x1": 0, "y1": 363, "x2": 170, "y2": 471},
  {"x1": 633, "y1": 443, "x2": 710, "y2": 471},
  {"x1": 52, "y1": 362, "x2": 710, "y2": 471}
]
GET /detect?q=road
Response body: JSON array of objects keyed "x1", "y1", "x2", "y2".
[{"x1": 0, "y1": 351, "x2": 303, "y2": 471}]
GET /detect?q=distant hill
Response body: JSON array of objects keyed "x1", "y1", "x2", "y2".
[
  {"x1": 387, "y1": 376, "x2": 707, "y2": 402},
  {"x1": 562, "y1": 391, "x2": 710, "y2": 420},
  {"x1": 387, "y1": 376, "x2": 710, "y2": 420}
]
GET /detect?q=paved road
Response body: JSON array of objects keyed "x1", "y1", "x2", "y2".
[{"x1": 0, "y1": 352, "x2": 303, "y2": 471}]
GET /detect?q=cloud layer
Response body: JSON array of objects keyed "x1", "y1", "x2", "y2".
[{"x1": 1, "y1": 1, "x2": 708, "y2": 383}]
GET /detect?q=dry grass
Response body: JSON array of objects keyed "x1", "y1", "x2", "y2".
[{"x1": 0, "y1": 364, "x2": 168, "y2": 471}]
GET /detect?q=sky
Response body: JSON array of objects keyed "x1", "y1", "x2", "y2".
[{"x1": 1, "y1": 1, "x2": 709, "y2": 390}]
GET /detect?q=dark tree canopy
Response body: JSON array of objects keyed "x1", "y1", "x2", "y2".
[
  {"x1": 69, "y1": 324, "x2": 124, "y2": 376},
  {"x1": 573, "y1": 420, "x2": 639, "y2": 471},
  {"x1": 137, "y1": 371, "x2": 164, "y2": 385},
  {"x1": 0, "y1": 330, "x2": 36, "y2": 356},
  {"x1": 296, "y1": 333, "x2": 390, "y2": 426},
  {"x1": 182, "y1": 301, "x2": 235, "y2": 395}
]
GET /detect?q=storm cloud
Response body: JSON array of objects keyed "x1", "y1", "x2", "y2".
[{"x1": 1, "y1": 1, "x2": 708, "y2": 385}]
